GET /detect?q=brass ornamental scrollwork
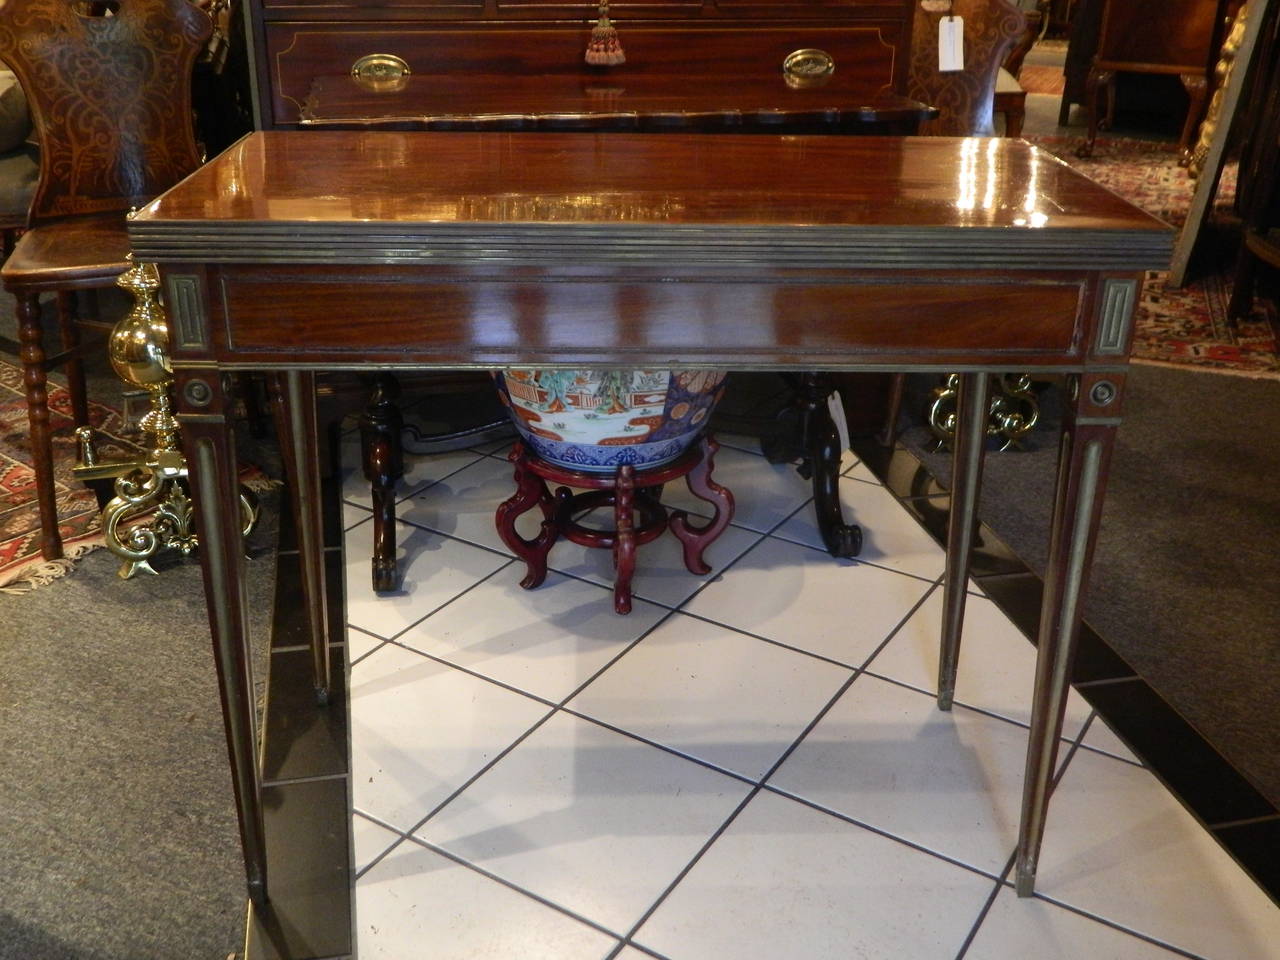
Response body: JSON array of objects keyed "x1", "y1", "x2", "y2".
[
  {"x1": 73, "y1": 259, "x2": 259, "y2": 578},
  {"x1": 927, "y1": 373, "x2": 1041, "y2": 452}
]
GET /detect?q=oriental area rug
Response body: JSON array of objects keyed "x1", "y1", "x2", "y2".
[
  {"x1": 0, "y1": 362, "x2": 139, "y2": 593},
  {"x1": 1028, "y1": 135, "x2": 1280, "y2": 379}
]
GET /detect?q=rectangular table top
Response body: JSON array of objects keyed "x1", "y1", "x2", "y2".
[{"x1": 130, "y1": 132, "x2": 1172, "y2": 273}]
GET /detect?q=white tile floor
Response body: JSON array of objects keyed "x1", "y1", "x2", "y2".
[{"x1": 340, "y1": 436, "x2": 1280, "y2": 960}]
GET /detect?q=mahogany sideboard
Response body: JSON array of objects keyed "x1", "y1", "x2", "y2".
[
  {"x1": 244, "y1": 0, "x2": 919, "y2": 130},
  {"x1": 126, "y1": 130, "x2": 1170, "y2": 910}
]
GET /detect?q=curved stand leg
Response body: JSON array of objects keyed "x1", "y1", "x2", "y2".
[
  {"x1": 496, "y1": 443, "x2": 559, "y2": 589},
  {"x1": 670, "y1": 434, "x2": 735, "y2": 575},
  {"x1": 361, "y1": 374, "x2": 404, "y2": 592},
  {"x1": 612, "y1": 465, "x2": 636, "y2": 614},
  {"x1": 798, "y1": 373, "x2": 862, "y2": 558},
  {"x1": 17, "y1": 293, "x2": 62, "y2": 560}
]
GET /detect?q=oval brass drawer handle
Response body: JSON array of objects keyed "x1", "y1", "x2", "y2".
[
  {"x1": 351, "y1": 53, "x2": 411, "y2": 90},
  {"x1": 783, "y1": 48, "x2": 835, "y2": 88}
]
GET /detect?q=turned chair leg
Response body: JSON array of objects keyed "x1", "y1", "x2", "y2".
[
  {"x1": 669, "y1": 435, "x2": 735, "y2": 575},
  {"x1": 495, "y1": 442, "x2": 559, "y2": 588},
  {"x1": 612, "y1": 465, "x2": 638, "y2": 614},
  {"x1": 16, "y1": 292, "x2": 62, "y2": 560}
]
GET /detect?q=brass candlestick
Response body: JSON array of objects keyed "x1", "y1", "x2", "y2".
[{"x1": 73, "y1": 258, "x2": 257, "y2": 578}]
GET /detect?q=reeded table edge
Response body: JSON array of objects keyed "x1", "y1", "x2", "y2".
[{"x1": 128, "y1": 222, "x2": 1173, "y2": 271}]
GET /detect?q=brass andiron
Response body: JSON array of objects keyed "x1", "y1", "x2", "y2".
[
  {"x1": 927, "y1": 372, "x2": 1041, "y2": 452},
  {"x1": 73, "y1": 258, "x2": 258, "y2": 578}
]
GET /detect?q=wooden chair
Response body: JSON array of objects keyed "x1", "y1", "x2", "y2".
[
  {"x1": 908, "y1": 0, "x2": 1028, "y2": 136},
  {"x1": 0, "y1": 0, "x2": 212, "y2": 560},
  {"x1": 994, "y1": 5, "x2": 1045, "y2": 136}
]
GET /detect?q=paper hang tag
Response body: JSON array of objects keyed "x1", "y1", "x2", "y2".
[
  {"x1": 939, "y1": 15, "x2": 965, "y2": 73},
  {"x1": 827, "y1": 389, "x2": 851, "y2": 456}
]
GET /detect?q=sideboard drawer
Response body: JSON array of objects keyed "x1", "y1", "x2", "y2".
[{"x1": 266, "y1": 22, "x2": 907, "y2": 124}]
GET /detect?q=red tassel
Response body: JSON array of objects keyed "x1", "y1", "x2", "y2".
[{"x1": 585, "y1": 3, "x2": 625, "y2": 66}]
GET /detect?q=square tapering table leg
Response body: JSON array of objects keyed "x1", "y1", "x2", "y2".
[
  {"x1": 279, "y1": 370, "x2": 331, "y2": 704},
  {"x1": 938, "y1": 372, "x2": 992, "y2": 711},
  {"x1": 178, "y1": 369, "x2": 269, "y2": 907},
  {"x1": 1015, "y1": 372, "x2": 1120, "y2": 895}
]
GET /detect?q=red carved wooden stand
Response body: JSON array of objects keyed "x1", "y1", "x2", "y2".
[{"x1": 495, "y1": 434, "x2": 735, "y2": 613}]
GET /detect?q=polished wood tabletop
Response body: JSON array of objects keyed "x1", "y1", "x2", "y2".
[{"x1": 137, "y1": 131, "x2": 1166, "y2": 243}]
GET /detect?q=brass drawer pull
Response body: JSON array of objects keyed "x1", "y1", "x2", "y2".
[
  {"x1": 351, "y1": 53, "x2": 410, "y2": 90},
  {"x1": 782, "y1": 48, "x2": 835, "y2": 88}
]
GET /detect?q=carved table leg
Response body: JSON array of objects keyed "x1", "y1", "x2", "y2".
[
  {"x1": 496, "y1": 442, "x2": 559, "y2": 589},
  {"x1": 670, "y1": 434, "x2": 735, "y2": 575},
  {"x1": 360, "y1": 374, "x2": 404, "y2": 592},
  {"x1": 1015, "y1": 372, "x2": 1121, "y2": 896},
  {"x1": 17, "y1": 292, "x2": 62, "y2": 560},
  {"x1": 177, "y1": 369, "x2": 268, "y2": 906},
  {"x1": 798, "y1": 373, "x2": 862, "y2": 558},
  {"x1": 1079, "y1": 68, "x2": 1114, "y2": 157},
  {"x1": 613, "y1": 464, "x2": 637, "y2": 614},
  {"x1": 937, "y1": 373, "x2": 992, "y2": 710}
]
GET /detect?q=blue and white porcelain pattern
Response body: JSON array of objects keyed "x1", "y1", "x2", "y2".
[{"x1": 493, "y1": 368, "x2": 727, "y2": 472}]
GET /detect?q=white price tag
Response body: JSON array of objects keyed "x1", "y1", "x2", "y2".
[
  {"x1": 939, "y1": 15, "x2": 964, "y2": 73},
  {"x1": 827, "y1": 389, "x2": 851, "y2": 456}
]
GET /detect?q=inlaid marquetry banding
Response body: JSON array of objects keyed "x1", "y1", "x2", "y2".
[
  {"x1": 168, "y1": 274, "x2": 209, "y2": 349},
  {"x1": 1095, "y1": 278, "x2": 1138, "y2": 355}
]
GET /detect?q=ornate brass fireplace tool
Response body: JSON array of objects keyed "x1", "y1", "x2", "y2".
[{"x1": 73, "y1": 258, "x2": 258, "y2": 578}]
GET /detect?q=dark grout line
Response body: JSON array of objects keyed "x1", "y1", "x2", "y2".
[
  {"x1": 764, "y1": 782, "x2": 1009, "y2": 885},
  {"x1": 953, "y1": 854, "x2": 1015, "y2": 960}
]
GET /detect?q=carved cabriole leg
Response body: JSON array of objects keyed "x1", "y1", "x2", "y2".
[
  {"x1": 1015, "y1": 372, "x2": 1122, "y2": 896},
  {"x1": 669, "y1": 434, "x2": 735, "y2": 575},
  {"x1": 496, "y1": 441, "x2": 558, "y2": 589},
  {"x1": 56, "y1": 290, "x2": 89, "y2": 428},
  {"x1": 17, "y1": 292, "x2": 62, "y2": 560},
  {"x1": 937, "y1": 373, "x2": 992, "y2": 711},
  {"x1": 799, "y1": 373, "x2": 862, "y2": 558},
  {"x1": 360, "y1": 374, "x2": 404, "y2": 592},
  {"x1": 613, "y1": 464, "x2": 636, "y2": 615},
  {"x1": 177, "y1": 369, "x2": 267, "y2": 906},
  {"x1": 1079, "y1": 68, "x2": 1113, "y2": 158},
  {"x1": 282, "y1": 370, "x2": 331, "y2": 704},
  {"x1": 1178, "y1": 73, "x2": 1210, "y2": 163}
]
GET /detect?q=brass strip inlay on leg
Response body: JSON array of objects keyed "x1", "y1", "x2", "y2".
[{"x1": 1096, "y1": 278, "x2": 1138, "y2": 355}]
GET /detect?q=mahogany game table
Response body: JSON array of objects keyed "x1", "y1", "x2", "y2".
[{"x1": 126, "y1": 130, "x2": 1171, "y2": 907}]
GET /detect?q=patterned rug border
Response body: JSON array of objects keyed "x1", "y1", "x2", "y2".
[{"x1": 0, "y1": 535, "x2": 105, "y2": 594}]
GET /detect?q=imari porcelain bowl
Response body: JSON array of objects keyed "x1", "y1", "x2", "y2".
[{"x1": 493, "y1": 368, "x2": 728, "y2": 472}]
